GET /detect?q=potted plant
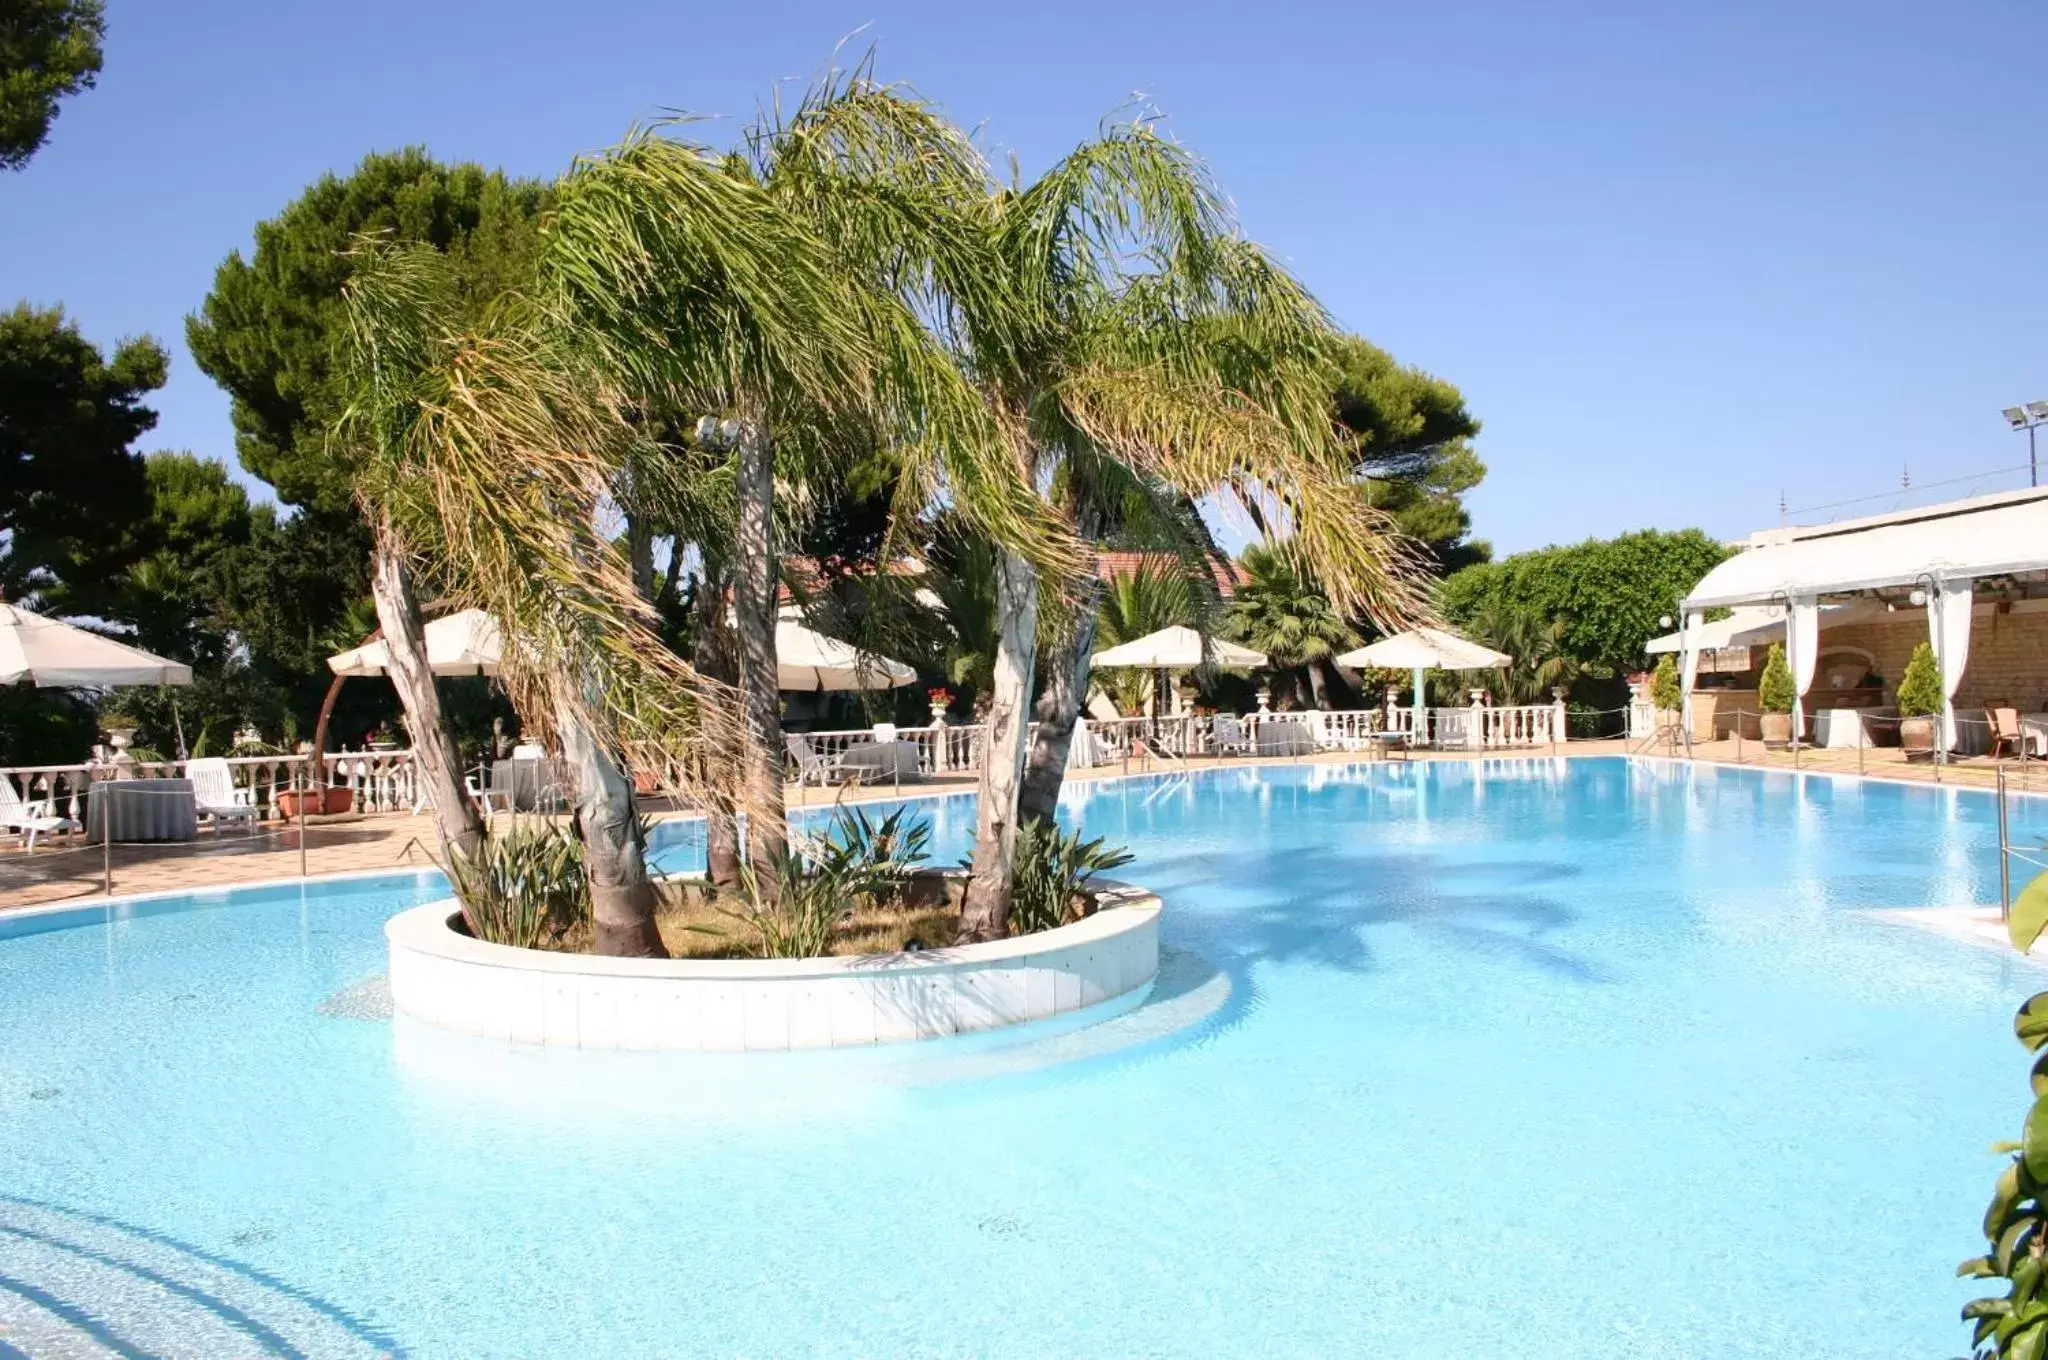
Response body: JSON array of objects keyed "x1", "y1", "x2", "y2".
[
  {"x1": 366, "y1": 722, "x2": 399, "y2": 752},
  {"x1": 1895, "y1": 641, "x2": 1943, "y2": 759},
  {"x1": 1649, "y1": 655, "x2": 1681, "y2": 731},
  {"x1": 926, "y1": 687, "x2": 953, "y2": 724},
  {"x1": 1757, "y1": 642, "x2": 1795, "y2": 747}
]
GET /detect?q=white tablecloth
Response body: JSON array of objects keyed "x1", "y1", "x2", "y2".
[
  {"x1": 1814, "y1": 707, "x2": 1890, "y2": 750},
  {"x1": 2022, "y1": 715, "x2": 2048, "y2": 757},
  {"x1": 837, "y1": 740, "x2": 923, "y2": 779}
]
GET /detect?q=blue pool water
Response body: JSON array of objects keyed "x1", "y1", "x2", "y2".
[{"x1": 2, "y1": 756, "x2": 2046, "y2": 1357}]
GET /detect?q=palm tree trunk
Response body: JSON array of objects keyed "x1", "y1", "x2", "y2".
[
  {"x1": 959, "y1": 547, "x2": 1039, "y2": 941},
  {"x1": 730, "y1": 416, "x2": 786, "y2": 900},
  {"x1": 1017, "y1": 575, "x2": 1101, "y2": 827},
  {"x1": 367, "y1": 525, "x2": 484, "y2": 861},
  {"x1": 554, "y1": 690, "x2": 666, "y2": 957},
  {"x1": 627, "y1": 510, "x2": 656, "y2": 604},
  {"x1": 691, "y1": 560, "x2": 741, "y2": 888},
  {"x1": 1306, "y1": 659, "x2": 1328, "y2": 710}
]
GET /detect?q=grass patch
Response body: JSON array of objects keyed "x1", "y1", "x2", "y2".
[{"x1": 547, "y1": 875, "x2": 963, "y2": 959}]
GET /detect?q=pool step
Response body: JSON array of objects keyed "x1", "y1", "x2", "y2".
[{"x1": 0, "y1": 1198, "x2": 393, "y2": 1359}]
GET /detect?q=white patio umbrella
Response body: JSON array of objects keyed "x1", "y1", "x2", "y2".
[
  {"x1": 776, "y1": 620, "x2": 916, "y2": 691},
  {"x1": 1090, "y1": 625, "x2": 1267, "y2": 669},
  {"x1": 327, "y1": 609, "x2": 503, "y2": 678},
  {"x1": 0, "y1": 602, "x2": 193, "y2": 687},
  {"x1": 1336, "y1": 626, "x2": 1510, "y2": 716}
]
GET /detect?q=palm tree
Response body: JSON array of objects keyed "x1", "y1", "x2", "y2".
[
  {"x1": 1228, "y1": 545, "x2": 1356, "y2": 709},
  {"x1": 1089, "y1": 558, "x2": 1197, "y2": 716},
  {"x1": 913, "y1": 124, "x2": 1429, "y2": 940},
  {"x1": 342, "y1": 69, "x2": 1066, "y2": 945},
  {"x1": 1466, "y1": 605, "x2": 1609, "y2": 704}
]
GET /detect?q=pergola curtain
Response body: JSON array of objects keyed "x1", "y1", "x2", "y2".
[
  {"x1": 1789, "y1": 594, "x2": 1819, "y2": 739},
  {"x1": 1929, "y1": 577, "x2": 1975, "y2": 750}
]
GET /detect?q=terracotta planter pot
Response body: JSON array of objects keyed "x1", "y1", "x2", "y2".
[
  {"x1": 1899, "y1": 714, "x2": 1938, "y2": 760},
  {"x1": 1759, "y1": 712, "x2": 1793, "y2": 748},
  {"x1": 276, "y1": 788, "x2": 355, "y2": 818}
]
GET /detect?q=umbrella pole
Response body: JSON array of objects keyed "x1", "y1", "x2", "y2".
[{"x1": 1412, "y1": 668, "x2": 1426, "y2": 746}]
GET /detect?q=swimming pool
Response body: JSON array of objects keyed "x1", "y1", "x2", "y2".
[{"x1": 1, "y1": 756, "x2": 2042, "y2": 1357}]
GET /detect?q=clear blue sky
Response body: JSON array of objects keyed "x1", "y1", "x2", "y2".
[{"x1": 5, "y1": 0, "x2": 2044, "y2": 554}]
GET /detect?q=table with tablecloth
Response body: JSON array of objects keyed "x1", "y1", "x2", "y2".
[
  {"x1": 1813, "y1": 707, "x2": 1892, "y2": 750},
  {"x1": 86, "y1": 779, "x2": 198, "y2": 843},
  {"x1": 2022, "y1": 714, "x2": 2048, "y2": 758},
  {"x1": 1253, "y1": 718, "x2": 1315, "y2": 756},
  {"x1": 835, "y1": 740, "x2": 924, "y2": 781}
]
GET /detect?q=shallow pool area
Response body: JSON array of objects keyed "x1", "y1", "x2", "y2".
[{"x1": 3, "y1": 756, "x2": 2045, "y2": 1357}]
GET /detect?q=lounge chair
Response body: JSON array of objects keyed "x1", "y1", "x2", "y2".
[
  {"x1": 187, "y1": 758, "x2": 261, "y2": 834},
  {"x1": 785, "y1": 733, "x2": 857, "y2": 788},
  {"x1": 0, "y1": 776, "x2": 79, "y2": 851}
]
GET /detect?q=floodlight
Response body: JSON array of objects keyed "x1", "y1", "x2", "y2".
[
  {"x1": 2026, "y1": 401, "x2": 2048, "y2": 421},
  {"x1": 2006, "y1": 407, "x2": 2030, "y2": 429}
]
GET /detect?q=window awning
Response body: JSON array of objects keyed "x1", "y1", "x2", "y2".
[{"x1": 1681, "y1": 489, "x2": 2048, "y2": 609}]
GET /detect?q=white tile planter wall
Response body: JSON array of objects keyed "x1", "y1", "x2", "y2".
[{"x1": 384, "y1": 883, "x2": 1162, "y2": 1051}]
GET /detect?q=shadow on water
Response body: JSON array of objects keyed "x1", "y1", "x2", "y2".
[
  {"x1": 982, "y1": 840, "x2": 1609, "y2": 1089},
  {"x1": 0, "y1": 1194, "x2": 399, "y2": 1358}
]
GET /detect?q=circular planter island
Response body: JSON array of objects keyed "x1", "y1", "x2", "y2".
[{"x1": 385, "y1": 882, "x2": 1162, "y2": 1051}]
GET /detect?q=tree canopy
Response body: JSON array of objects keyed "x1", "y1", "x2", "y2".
[
  {"x1": 187, "y1": 148, "x2": 551, "y2": 512},
  {"x1": 1436, "y1": 528, "x2": 1730, "y2": 672},
  {"x1": 1331, "y1": 336, "x2": 1488, "y2": 575},
  {"x1": 0, "y1": 0, "x2": 102, "y2": 170},
  {"x1": 0, "y1": 302, "x2": 165, "y2": 602}
]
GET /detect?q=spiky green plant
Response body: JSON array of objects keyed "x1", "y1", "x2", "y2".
[
  {"x1": 441, "y1": 821, "x2": 589, "y2": 949},
  {"x1": 1007, "y1": 820, "x2": 1136, "y2": 936}
]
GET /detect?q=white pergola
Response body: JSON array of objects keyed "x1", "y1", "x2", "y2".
[{"x1": 1672, "y1": 487, "x2": 2048, "y2": 755}]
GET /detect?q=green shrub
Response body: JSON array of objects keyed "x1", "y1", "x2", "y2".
[
  {"x1": 1009, "y1": 820, "x2": 1135, "y2": 936},
  {"x1": 1567, "y1": 701, "x2": 1606, "y2": 739},
  {"x1": 1958, "y1": 986, "x2": 2048, "y2": 1357},
  {"x1": 727, "y1": 847, "x2": 848, "y2": 959},
  {"x1": 1897, "y1": 641, "x2": 1943, "y2": 718},
  {"x1": 1650, "y1": 655, "x2": 1680, "y2": 711},
  {"x1": 1757, "y1": 643, "x2": 1795, "y2": 714},
  {"x1": 810, "y1": 805, "x2": 931, "y2": 908},
  {"x1": 442, "y1": 821, "x2": 588, "y2": 948},
  {"x1": 713, "y1": 806, "x2": 934, "y2": 959}
]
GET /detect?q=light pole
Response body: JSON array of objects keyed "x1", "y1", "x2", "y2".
[{"x1": 2001, "y1": 402, "x2": 2048, "y2": 487}]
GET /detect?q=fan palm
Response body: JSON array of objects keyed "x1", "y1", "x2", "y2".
[
  {"x1": 1227, "y1": 544, "x2": 1356, "y2": 709},
  {"x1": 1466, "y1": 605, "x2": 1608, "y2": 704},
  {"x1": 1091, "y1": 559, "x2": 1198, "y2": 715}
]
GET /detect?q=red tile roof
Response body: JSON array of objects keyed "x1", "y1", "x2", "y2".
[{"x1": 1094, "y1": 551, "x2": 1247, "y2": 598}]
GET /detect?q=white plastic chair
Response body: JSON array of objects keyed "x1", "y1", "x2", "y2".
[
  {"x1": 186, "y1": 758, "x2": 260, "y2": 834},
  {"x1": 0, "y1": 777, "x2": 79, "y2": 850},
  {"x1": 466, "y1": 771, "x2": 510, "y2": 817}
]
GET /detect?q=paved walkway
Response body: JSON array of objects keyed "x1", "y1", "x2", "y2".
[{"x1": 20, "y1": 735, "x2": 2036, "y2": 912}]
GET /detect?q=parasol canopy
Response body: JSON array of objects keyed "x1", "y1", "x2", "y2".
[
  {"x1": 0, "y1": 602, "x2": 193, "y2": 687},
  {"x1": 327, "y1": 609, "x2": 503, "y2": 678},
  {"x1": 1091, "y1": 625, "x2": 1267, "y2": 669}
]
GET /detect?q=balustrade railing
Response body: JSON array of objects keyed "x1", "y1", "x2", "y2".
[
  {"x1": 0, "y1": 750, "x2": 420, "y2": 821},
  {"x1": 788, "y1": 723, "x2": 988, "y2": 778}
]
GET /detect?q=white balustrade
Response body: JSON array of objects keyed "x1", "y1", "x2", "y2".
[{"x1": 0, "y1": 749, "x2": 421, "y2": 823}]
